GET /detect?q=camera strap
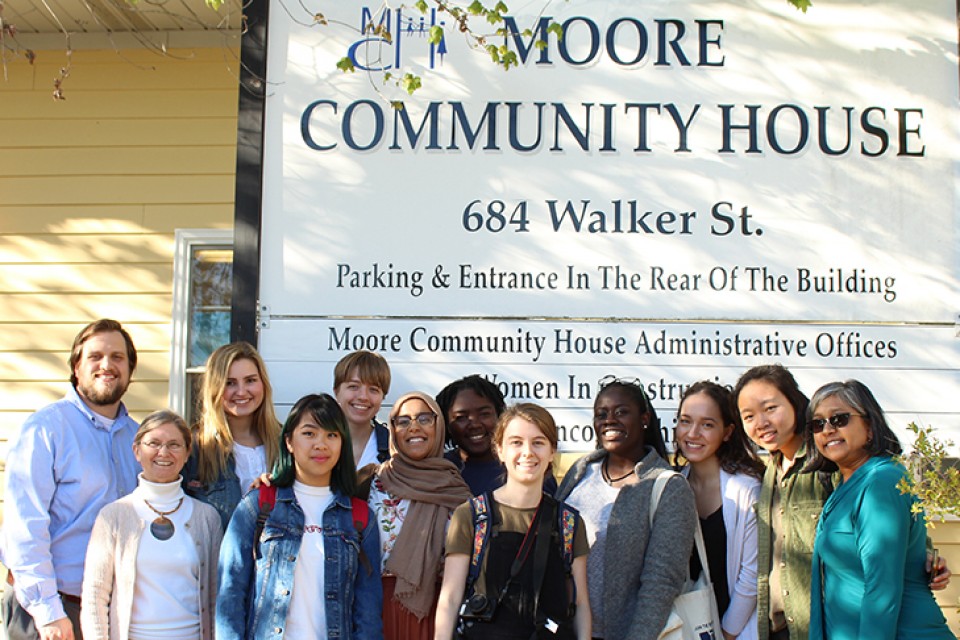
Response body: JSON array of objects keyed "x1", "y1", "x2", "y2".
[
  {"x1": 528, "y1": 497, "x2": 556, "y2": 625},
  {"x1": 491, "y1": 496, "x2": 555, "y2": 615}
]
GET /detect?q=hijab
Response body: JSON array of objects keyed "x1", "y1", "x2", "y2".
[{"x1": 377, "y1": 391, "x2": 472, "y2": 619}]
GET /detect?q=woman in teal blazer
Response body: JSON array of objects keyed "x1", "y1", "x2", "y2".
[{"x1": 806, "y1": 380, "x2": 953, "y2": 640}]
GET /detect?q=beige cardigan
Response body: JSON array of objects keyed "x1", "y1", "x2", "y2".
[{"x1": 80, "y1": 493, "x2": 222, "y2": 640}]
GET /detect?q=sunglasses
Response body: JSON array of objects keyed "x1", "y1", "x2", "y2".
[{"x1": 807, "y1": 412, "x2": 863, "y2": 434}]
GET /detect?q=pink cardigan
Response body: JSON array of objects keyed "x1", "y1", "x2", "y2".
[{"x1": 80, "y1": 494, "x2": 222, "y2": 640}]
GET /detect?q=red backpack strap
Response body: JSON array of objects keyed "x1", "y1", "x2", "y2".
[
  {"x1": 257, "y1": 484, "x2": 277, "y2": 512},
  {"x1": 253, "y1": 485, "x2": 278, "y2": 560},
  {"x1": 350, "y1": 496, "x2": 369, "y2": 531},
  {"x1": 350, "y1": 496, "x2": 374, "y2": 576}
]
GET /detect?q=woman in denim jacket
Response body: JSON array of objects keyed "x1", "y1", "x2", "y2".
[
  {"x1": 216, "y1": 393, "x2": 383, "y2": 640},
  {"x1": 183, "y1": 342, "x2": 282, "y2": 530}
]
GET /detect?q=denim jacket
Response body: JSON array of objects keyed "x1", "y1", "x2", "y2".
[
  {"x1": 216, "y1": 485, "x2": 383, "y2": 640},
  {"x1": 182, "y1": 445, "x2": 244, "y2": 531}
]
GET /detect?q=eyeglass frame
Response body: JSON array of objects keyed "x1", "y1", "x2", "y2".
[
  {"x1": 391, "y1": 411, "x2": 438, "y2": 429},
  {"x1": 138, "y1": 440, "x2": 187, "y2": 452},
  {"x1": 807, "y1": 412, "x2": 864, "y2": 434}
]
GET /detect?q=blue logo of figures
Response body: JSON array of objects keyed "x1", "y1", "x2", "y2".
[{"x1": 348, "y1": 6, "x2": 448, "y2": 72}]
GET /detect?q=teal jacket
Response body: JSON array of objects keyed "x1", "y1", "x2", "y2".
[
  {"x1": 755, "y1": 444, "x2": 832, "y2": 640},
  {"x1": 809, "y1": 457, "x2": 952, "y2": 640}
]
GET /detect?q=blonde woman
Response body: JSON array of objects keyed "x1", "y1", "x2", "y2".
[{"x1": 182, "y1": 342, "x2": 281, "y2": 529}]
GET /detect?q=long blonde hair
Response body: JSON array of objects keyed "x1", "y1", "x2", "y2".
[{"x1": 194, "y1": 342, "x2": 280, "y2": 484}]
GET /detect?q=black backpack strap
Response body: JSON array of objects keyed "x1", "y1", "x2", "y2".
[
  {"x1": 555, "y1": 497, "x2": 579, "y2": 617},
  {"x1": 556, "y1": 500, "x2": 577, "y2": 573},
  {"x1": 374, "y1": 420, "x2": 391, "y2": 462}
]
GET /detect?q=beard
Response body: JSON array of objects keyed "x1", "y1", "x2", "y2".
[{"x1": 77, "y1": 377, "x2": 129, "y2": 407}]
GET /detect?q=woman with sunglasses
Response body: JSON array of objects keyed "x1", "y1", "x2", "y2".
[
  {"x1": 81, "y1": 410, "x2": 222, "y2": 640},
  {"x1": 368, "y1": 391, "x2": 472, "y2": 640},
  {"x1": 805, "y1": 380, "x2": 952, "y2": 640},
  {"x1": 734, "y1": 365, "x2": 950, "y2": 640},
  {"x1": 556, "y1": 377, "x2": 696, "y2": 640}
]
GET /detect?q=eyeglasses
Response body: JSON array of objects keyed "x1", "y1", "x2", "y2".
[
  {"x1": 807, "y1": 412, "x2": 863, "y2": 434},
  {"x1": 140, "y1": 440, "x2": 186, "y2": 452},
  {"x1": 392, "y1": 412, "x2": 437, "y2": 429}
]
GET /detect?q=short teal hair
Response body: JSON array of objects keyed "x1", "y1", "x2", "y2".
[{"x1": 272, "y1": 393, "x2": 357, "y2": 494}]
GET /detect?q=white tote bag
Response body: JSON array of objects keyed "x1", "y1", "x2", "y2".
[{"x1": 649, "y1": 471, "x2": 724, "y2": 640}]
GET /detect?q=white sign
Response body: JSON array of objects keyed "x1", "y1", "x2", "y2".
[{"x1": 257, "y1": 0, "x2": 959, "y2": 449}]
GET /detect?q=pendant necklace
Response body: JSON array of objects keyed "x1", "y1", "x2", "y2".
[
  {"x1": 144, "y1": 497, "x2": 184, "y2": 541},
  {"x1": 602, "y1": 459, "x2": 635, "y2": 485}
]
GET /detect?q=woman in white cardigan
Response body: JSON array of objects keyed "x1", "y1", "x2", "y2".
[
  {"x1": 81, "y1": 410, "x2": 222, "y2": 640},
  {"x1": 674, "y1": 381, "x2": 764, "y2": 640}
]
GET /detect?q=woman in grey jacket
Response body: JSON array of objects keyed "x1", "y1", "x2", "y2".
[{"x1": 556, "y1": 378, "x2": 696, "y2": 640}]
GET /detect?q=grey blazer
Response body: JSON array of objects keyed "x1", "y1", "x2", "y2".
[{"x1": 557, "y1": 448, "x2": 697, "y2": 640}]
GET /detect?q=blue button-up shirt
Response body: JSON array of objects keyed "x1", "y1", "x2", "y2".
[{"x1": 1, "y1": 386, "x2": 140, "y2": 625}]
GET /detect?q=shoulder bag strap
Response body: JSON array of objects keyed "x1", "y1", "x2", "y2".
[{"x1": 650, "y1": 470, "x2": 713, "y2": 585}]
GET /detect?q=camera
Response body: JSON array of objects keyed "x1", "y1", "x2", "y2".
[{"x1": 458, "y1": 593, "x2": 495, "y2": 623}]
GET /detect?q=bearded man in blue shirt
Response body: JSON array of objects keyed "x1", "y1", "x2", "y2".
[{"x1": 2, "y1": 319, "x2": 141, "y2": 640}]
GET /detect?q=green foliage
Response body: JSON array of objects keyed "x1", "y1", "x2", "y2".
[
  {"x1": 546, "y1": 21, "x2": 564, "y2": 42},
  {"x1": 399, "y1": 73, "x2": 422, "y2": 94},
  {"x1": 336, "y1": 57, "x2": 356, "y2": 73},
  {"x1": 787, "y1": 0, "x2": 812, "y2": 12},
  {"x1": 897, "y1": 422, "x2": 960, "y2": 527}
]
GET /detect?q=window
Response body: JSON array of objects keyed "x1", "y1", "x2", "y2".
[{"x1": 171, "y1": 229, "x2": 234, "y2": 424}]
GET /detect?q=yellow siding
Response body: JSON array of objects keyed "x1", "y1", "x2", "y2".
[
  {"x1": 0, "y1": 47, "x2": 238, "y2": 494},
  {"x1": 931, "y1": 523, "x2": 960, "y2": 635}
]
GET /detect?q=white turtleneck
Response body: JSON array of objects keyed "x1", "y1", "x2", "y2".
[
  {"x1": 284, "y1": 481, "x2": 334, "y2": 639},
  {"x1": 128, "y1": 475, "x2": 201, "y2": 640}
]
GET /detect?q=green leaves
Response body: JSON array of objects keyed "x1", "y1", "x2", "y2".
[
  {"x1": 484, "y1": 43, "x2": 519, "y2": 70},
  {"x1": 897, "y1": 422, "x2": 960, "y2": 526},
  {"x1": 330, "y1": 2, "x2": 557, "y2": 92},
  {"x1": 399, "y1": 73, "x2": 422, "y2": 94},
  {"x1": 787, "y1": 0, "x2": 812, "y2": 12}
]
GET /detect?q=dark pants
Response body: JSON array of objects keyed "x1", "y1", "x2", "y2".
[
  {"x1": 2, "y1": 580, "x2": 82, "y2": 640},
  {"x1": 769, "y1": 627, "x2": 791, "y2": 640}
]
